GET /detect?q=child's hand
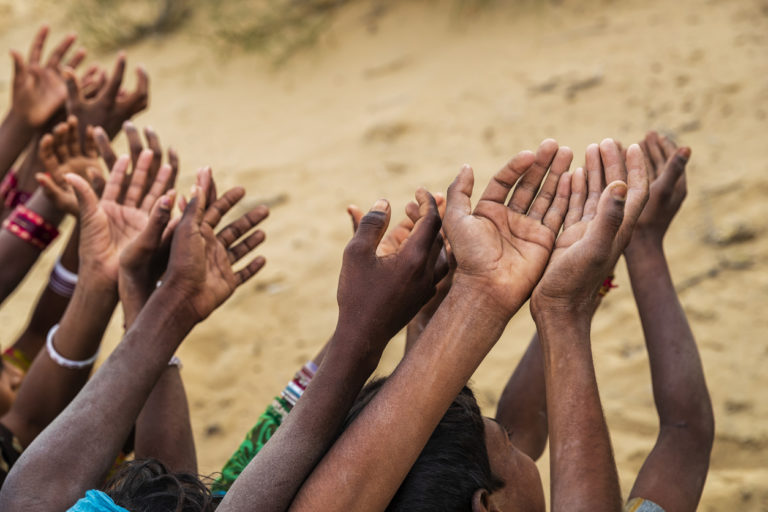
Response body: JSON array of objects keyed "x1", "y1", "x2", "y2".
[
  {"x1": 9, "y1": 26, "x2": 85, "y2": 128},
  {"x1": 336, "y1": 189, "x2": 444, "y2": 356},
  {"x1": 161, "y1": 184, "x2": 268, "y2": 323},
  {"x1": 35, "y1": 116, "x2": 104, "y2": 215},
  {"x1": 531, "y1": 140, "x2": 649, "y2": 317},
  {"x1": 443, "y1": 140, "x2": 572, "y2": 318},
  {"x1": 628, "y1": 131, "x2": 690, "y2": 249},
  {"x1": 64, "y1": 55, "x2": 149, "y2": 140}
]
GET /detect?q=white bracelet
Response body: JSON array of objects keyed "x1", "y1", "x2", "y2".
[
  {"x1": 45, "y1": 325, "x2": 99, "y2": 369},
  {"x1": 48, "y1": 258, "x2": 78, "y2": 297},
  {"x1": 168, "y1": 355, "x2": 182, "y2": 369}
]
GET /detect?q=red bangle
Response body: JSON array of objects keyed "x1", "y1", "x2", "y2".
[
  {"x1": 0, "y1": 170, "x2": 31, "y2": 208},
  {"x1": 2, "y1": 204, "x2": 59, "y2": 250},
  {"x1": 598, "y1": 275, "x2": 618, "y2": 297}
]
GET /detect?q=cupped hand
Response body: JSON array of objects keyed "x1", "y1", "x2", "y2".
[
  {"x1": 66, "y1": 148, "x2": 175, "y2": 286},
  {"x1": 36, "y1": 116, "x2": 104, "y2": 215},
  {"x1": 161, "y1": 184, "x2": 269, "y2": 323},
  {"x1": 443, "y1": 139, "x2": 573, "y2": 317},
  {"x1": 531, "y1": 139, "x2": 649, "y2": 315},
  {"x1": 10, "y1": 25, "x2": 85, "y2": 128}
]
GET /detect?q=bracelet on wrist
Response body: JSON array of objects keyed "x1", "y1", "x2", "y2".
[
  {"x1": 48, "y1": 257, "x2": 78, "y2": 297},
  {"x1": 0, "y1": 170, "x2": 31, "y2": 209},
  {"x1": 598, "y1": 275, "x2": 617, "y2": 297},
  {"x1": 3, "y1": 204, "x2": 59, "y2": 250},
  {"x1": 45, "y1": 324, "x2": 99, "y2": 369}
]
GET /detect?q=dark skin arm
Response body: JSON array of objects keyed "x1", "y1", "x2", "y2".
[
  {"x1": 626, "y1": 132, "x2": 714, "y2": 511},
  {"x1": 531, "y1": 139, "x2": 649, "y2": 511},
  {"x1": 0, "y1": 181, "x2": 267, "y2": 511},
  {"x1": 291, "y1": 140, "x2": 572, "y2": 511},
  {"x1": 219, "y1": 189, "x2": 444, "y2": 512}
]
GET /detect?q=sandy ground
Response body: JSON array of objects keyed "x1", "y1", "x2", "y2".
[{"x1": 0, "y1": 0, "x2": 766, "y2": 509}]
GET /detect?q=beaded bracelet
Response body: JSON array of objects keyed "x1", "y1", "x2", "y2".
[
  {"x1": 48, "y1": 258, "x2": 78, "y2": 297},
  {"x1": 3, "y1": 204, "x2": 59, "y2": 250},
  {"x1": 45, "y1": 324, "x2": 99, "y2": 369},
  {"x1": 280, "y1": 361, "x2": 317, "y2": 407},
  {"x1": 0, "y1": 170, "x2": 30, "y2": 209}
]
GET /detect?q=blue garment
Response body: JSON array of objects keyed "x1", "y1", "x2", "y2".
[{"x1": 68, "y1": 490, "x2": 130, "y2": 512}]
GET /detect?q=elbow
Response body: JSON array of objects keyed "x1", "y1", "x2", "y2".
[{"x1": 660, "y1": 397, "x2": 715, "y2": 454}]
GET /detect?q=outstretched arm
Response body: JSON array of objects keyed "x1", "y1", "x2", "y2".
[
  {"x1": 625, "y1": 132, "x2": 713, "y2": 511},
  {"x1": 291, "y1": 140, "x2": 572, "y2": 511},
  {"x1": 220, "y1": 189, "x2": 444, "y2": 512},
  {"x1": 531, "y1": 140, "x2": 649, "y2": 511}
]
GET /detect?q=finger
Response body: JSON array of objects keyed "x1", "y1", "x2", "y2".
[
  {"x1": 127, "y1": 66, "x2": 150, "y2": 114},
  {"x1": 136, "y1": 191, "x2": 176, "y2": 251},
  {"x1": 38, "y1": 134, "x2": 60, "y2": 175},
  {"x1": 235, "y1": 255, "x2": 267, "y2": 285},
  {"x1": 508, "y1": 139, "x2": 559, "y2": 213},
  {"x1": 63, "y1": 68, "x2": 82, "y2": 105},
  {"x1": 659, "y1": 134, "x2": 678, "y2": 160},
  {"x1": 350, "y1": 199, "x2": 391, "y2": 253},
  {"x1": 203, "y1": 187, "x2": 246, "y2": 228},
  {"x1": 66, "y1": 115, "x2": 81, "y2": 156},
  {"x1": 87, "y1": 166, "x2": 106, "y2": 197},
  {"x1": 217, "y1": 205, "x2": 270, "y2": 247},
  {"x1": 84, "y1": 126, "x2": 99, "y2": 158},
  {"x1": 102, "y1": 155, "x2": 131, "y2": 202},
  {"x1": 405, "y1": 200, "x2": 420, "y2": 223},
  {"x1": 646, "y1": 131, "x2": 666, "y2": 171},
  {"x1": 229, "y1": 229, "x2": 266, "y2": 264},
  {"x1": 588, "y1": 181, "x2": 628, "y2": 254},
  {"x1": 123, "y1": 149, "x2": 154, "y2": 207},
  {"x1": 141, "y1": 164, "x2": 173, "y2": 213},
  {"x1": 445, "y1": 164, "x2": 474, "y2": 228},
  {"x1": 583, "y1": 143, "x2": 604, "y2": 220},
  {"x1": 479, "y1": 150, "x2": 536, "y2": 204},
  {"x1": 66, "y1": 172, "x2": 100, "y2": 220},
  {"x1": 564, "y1": 167, "x2": 587, "y2": 228},
  {"x1": 10, "y1": 51, "x2": 25, "y2": 86},
  {"x1": 124, "y1": 121, "x2": 143, "y2": 169},
  {"x1": 199, "y1": 167, "x2": 217, "y2": 209},
  {"x1": 94, "y1": 126, "x2": 117, "y2": 170},
  {"x1": 639, "y1": 139, "x2": 657, "y2": 181},
  {"x1": 434, "y1": 193, "x2": 446, "y2": 219},
  {"x1": 529, "y1": 145, "x2": 573, "y2": 220},
  {"x1": 599, "y1": 138, "x2": 626, "y2": 185},
  {"x1": 620, "y1": 144, "x2": 650, "y2": 244},
  {"x1": 46, "y1": 33, "x2": 76, "y2": 68},
  {"x1": 167, "y1": 147, "x2": 179, "y2": 190},
  {"x1": 66, "y1": 47, "x2": 87, "y2": 69},
  {"x1": 402, "y1": 188, "x2": 441, "y2": 260},
  {"x1": 178, "y1": 195, "x2": 188, "y2": 214},
  {"x1": 36, "y1": 172, "x2": 69, "y2": 200},
  {"x1": 347, "y1": 204, "x2": 364, "y2": 233},
  {"x1": 100, "y1": 52, "x2": 126, "y2": 105},
  {"x1": 657, "y1": 146, "x2": 690, "y2": 192},
  {"x1": 542, "y1": 171, "x2": 572, "y2": 233},
  {"x1": 144, "y1": 126, "x2": 163, "y2": 192},
  {"x1": 53, "y1": 122, "x2": 70, "y2": 162},
  {"x1": 28, "y1": 25, "x2": 48, "y2": 66}
]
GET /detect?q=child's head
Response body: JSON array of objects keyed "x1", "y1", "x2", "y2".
[{"x1": 347, "y1": 378, "x2": 545, "y2": 512}]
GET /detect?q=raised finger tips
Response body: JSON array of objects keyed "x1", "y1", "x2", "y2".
[
  {"x1": 507, "y1": 140, "x2": 558, "y2": 213},
  {"x1": 203, "y1": 187, "x2": 246, "y2": 228},
  {"x1": 236, "y1": 256, "x2": 267, "y2": 285},
  {"x1": 228, "y1": 230, "x2": 266, "y2": 263}
]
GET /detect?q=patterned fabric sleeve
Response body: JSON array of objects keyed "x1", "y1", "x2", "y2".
[
  {"x1": 0, "y1": 422, "x2": 24, "y2": 488},
  {"x1": 625, "y1": 497, "x2": 666, "y2": 512},
  {"x1": 211, "y1": 361, "x2": 317, "y2": 496}
]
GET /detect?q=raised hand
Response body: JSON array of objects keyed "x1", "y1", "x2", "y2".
[
  {"x1": 65, "y1": 148, "x2": 174, "y2": 286},
  {"x1": 9, "y1": 26, "x2": 86, "y2": 129},
  {"x1": 630, "y1": 131, "x2": 690, "y2": 247},
  {"x1": 35, "y1": 116, "x2": 104, "y2": 215},
  {"x1": 531, "y1": 139, "x2": 649, "y2": 313},
  {"x1": 64, "y1": 54, "x2": 149, "y2": 139},
  {"x1": 444, "y1": 139, "x2": 572, "y2": 316},
  {"x1": 162, "y1": 184, "x2": 268, "y2": 323},
  {"x1": 337, "y1": 188, "x2": 444, "y2": 349}
]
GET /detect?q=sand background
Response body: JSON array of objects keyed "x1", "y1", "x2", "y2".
[{"x1": 0, "y1": 0, "x2": 766, "y2": 509}]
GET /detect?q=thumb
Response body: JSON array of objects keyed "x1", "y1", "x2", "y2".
[
  {"x1": 444, "y1": 164, "x2": 474, "y2": 238},
  {"x1": 589, "y1": 180, "x2": 627, "y2": 253},
  {"x1": 352, "y1": 199, "x2": 391, "y2": 253},
  {"x1": 65, "y1": 173, "x2": 99, "y2": 220},
  {"x1": 10, "y1": 50, "x2": 24, "y2": 85}
]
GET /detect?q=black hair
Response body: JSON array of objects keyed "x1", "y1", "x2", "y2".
[
  {"x1": 344, "y1": 378, "x2": 505, "y2": 512},
  {"x1": 104, "y1": 459, "x2": 221, "y2": 512}
]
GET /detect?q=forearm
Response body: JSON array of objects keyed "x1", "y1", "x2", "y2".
[
  {"x1": 534, "y1": 312, "x2": 621, "y2": 512},
  {"x1": 0, "y1": 189, "x2": 64, "y2": 304},
  {"x1": 1, "y1": 277, "x2": 118, "y2": 447},
  {"x1": 0, "y1": 109, "x2": 35, "y2": 180},
  {"x1": 291, "y1": 285, "x2": 510, "y2": 511},
  {"x1": 624, "y1": 239, "x2": 712, "y2": 428},
  {"x1": 9, "y1": 225, "x2": 80, "y2": 363},
  {"x1": 0, "y1": 287, "x2": 196, "y2": 511},
  {"x1": 135, "y1": 365, "x2": 197, "y2": 474},
  {"x1": 495, "y1": 332, "x2": 548, "y2": 460},
  {"x1": 220, "y1": 328, "x2": 379, "y2": 512}
]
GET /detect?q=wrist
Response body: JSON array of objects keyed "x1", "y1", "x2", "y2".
[
  {"x1": 4, "y1": 107, "x2": 35, "y2": 135},
  {"x1": 530, "y1": 296, "x2": 591, "y2": 329},
  {"x1": 150, "y1": 285, "x2": 203, "y2": 331},
  {"x1": 625, "y1": 231, "x2": 664, "y2": 255},
  {"x1": 450, "y1": 275, "x2": 521, "y2": 324},
  {"x1": 328, "y1": 322, "x2": 387, "y2": 375}
]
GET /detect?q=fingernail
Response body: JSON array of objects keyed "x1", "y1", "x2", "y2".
[
  {"x1": 678, "y1": 147, "x2": 691, "y2": 161},
  {"x1": 611, "y1": 182, "x2": 627, "y2": 200},
  {"x1": 372, "y1": 199, "x2": 388, "y2": 212},
  {"x1": 160, "y1": 195, "x2": 171, "y2": 209}
]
